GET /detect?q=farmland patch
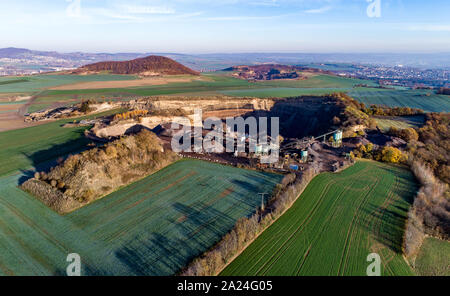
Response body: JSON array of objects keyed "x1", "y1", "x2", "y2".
[
  {"x1": 0, "y1": 74, "x2": 138, "y2": 93},
  {"x1": 221, "y1": 161, "x2": 418, "y2": 276},
  {"x1": 375, "y1": 115, "x2": 426, "y2": 131},
  {"x1": 0, "y1": 160, "x2": 283, "y2": 275},
  {"x1": 48, "y1": 75, "x2": 209, "y2": 90},
  {"x1": 415, "y1": 237, "x2": 450, "y2": 276},
  {"x1": 349, "y1": 89, "x2": 450, "y2": 113}
]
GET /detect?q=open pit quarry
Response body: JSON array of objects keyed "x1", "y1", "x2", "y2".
[{"x1": 40, "y1": 95, "x2": 342, "y2": 143}]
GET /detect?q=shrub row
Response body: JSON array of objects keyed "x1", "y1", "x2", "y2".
[
  {"x1": 180, "y1": 166, "x2": 322, "y2": 276},
  {"x1": 403, "y1": 159, "x2": 449, "y2": 259}
]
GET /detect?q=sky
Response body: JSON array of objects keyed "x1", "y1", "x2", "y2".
[{"x1": 0, "y1": 0, "x2": 449, "y2": 53}]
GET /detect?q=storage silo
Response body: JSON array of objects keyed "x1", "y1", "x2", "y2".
[
  {"x1": 255, "y1": 144, "x2": 263, "y2": 154},
  {"x1": 332, "y1": 130, "x2": 343, "y2": 148},
  {"x1": 300, "y1": 150, "x2": 308, "y2": 163},
  {"x1": 333, "y1": 130, "x2": 343, "y2": 142}
]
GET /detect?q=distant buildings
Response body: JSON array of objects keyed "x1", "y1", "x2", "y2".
[{"x1": 334, "y1": 65, "x2": 449, "y2": 88}]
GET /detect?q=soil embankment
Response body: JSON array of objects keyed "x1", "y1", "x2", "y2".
[{"x1": 22, "y1": 130, "x2": 179, "y2": 214}]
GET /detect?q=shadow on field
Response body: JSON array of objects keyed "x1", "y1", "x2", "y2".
[
  {"x1": 172, "y1": 202, "x2": 235, "y2": 238},
  {"x1": 358, "y1": 203, "x2": 408, "y2": 254},
  {"x1": 17, "y1": 131, "x2": 91, "y2": 185},
  {"x1": 115, "y1": 232, "x2": 196, "y2": 275},
  {"x1": 231, "y1": 179, "x2": 260, "y2": 193},
  {"x1": 376, "y1": 166, "x2": 419, "y2": 203},
  {"x1": 114, "y1": 201, "x2": 237, "y2": 275}
]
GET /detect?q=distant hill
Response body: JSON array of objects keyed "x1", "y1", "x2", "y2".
[
  {"x1": 0, "y1": 47, "x2": 36, "y2": 58},
  {"x1": 223, "y1": 64, "x2": 307, "y2": 81},
  {"x1": 223, "y1": 64, "x2": 334, "y2": 81},
  {"x1": 76, "y1": 55, "x2": 199, "y2": 76},
  {"x1": 1, "y1": 47, "x2": 449, "y2": 76},
  {"x1": 0, "y1": 47, "x2": 146, "y2": 61}
]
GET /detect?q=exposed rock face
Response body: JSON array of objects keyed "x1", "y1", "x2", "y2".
[
  {"x1": 76, "y1": 55, "x2": 199, "y2": 76},
  {"x1": 25, "y1": 106, "x2": 77, "y2": 122},
  {"x1": 249, "y1": 96, "x2": 343, "y2": 139},
  {"x1": 25, "y1": 102, "x2": 116, "y2": 122},
  {"x1": 26, "y1": 94, "x2": 365, "y2": 146},
  {"x1": 91, "y1": 116, "x2": 197, "y2": 139},
  {"x1": 87, "y1": 95, "x2": 354, "y2": 141},
  {"x1": 89, "y1": 97, "x2": 277, "y2": 139},
  {"x1": 126, "y1": 96, "x2": 275, "y2": 113},
  {"x1": 25, "y1": 96, "x2": 276, "y2": 123}
]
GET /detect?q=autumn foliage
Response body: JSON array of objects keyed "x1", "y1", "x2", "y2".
[{"x1": 113, "y1": 110, "x2": 148, "y2": 121}]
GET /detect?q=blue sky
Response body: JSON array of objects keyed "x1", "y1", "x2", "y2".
[{"x1": 0, "y1": 0, "x2": 449, "y2": 53}]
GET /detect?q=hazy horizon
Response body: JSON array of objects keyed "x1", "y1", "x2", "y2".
[{"x1": 3, "y1": 47, "x2": 450, "y2": 55}]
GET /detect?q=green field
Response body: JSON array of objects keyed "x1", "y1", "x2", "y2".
[
  {"x1": 375, "y1": 115, "x2": 426, "y2": 132},
  {"x1": 415, "y1": 237, "x2": 450, "y2": 276},
  {"x1": 0, "y1": 77, "x2": 31, "y2": 86},
  {"x1": 217, "y1": 74, "x2": 376, "y2": 98},
  {"x1": 220, "y1": 87, "x2": 350, "y2": 98},
  {"x1": 28, "y1": 73, "x2": 376, "y2": 101},
  {"x1": 258, "y1": 74, "x2": 376, "y2": 89},
  {"x1": 0, "y1": 109, "x2": 126, "y2": 177},
  {"x1": 0, "y1": 159, "x2": 282, "y2": 275},
  {"x1": 221, "y1": 161, "x2": 419, "y2": 276},
  {"x1": 35, "y1": 74, "x2": 252, "y2": 97},
  {"x1": 0, "y1": 74, "x2": 138, "y2": 93},
  {"x1": 26, "y1": 103, "x2": 54, "y2": 114},
  {"x1": 301, "y1": 63, "x2": 360, "y2": 72},
  {"x1": 349, "y1": 89, "x2": 450, "y2": 113}
]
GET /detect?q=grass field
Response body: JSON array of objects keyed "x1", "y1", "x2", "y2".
[
  {"x1": 0, "y1": 74, "x2": 138, "y2": 93},
  {"x1": 35, "y1": 74, "x2": 252, "y2": 97},
  {"x1": 0, "y1": 109, "x2": 126, "y2": 177},
  {"x1": 348, "y1": 89, "x2": 450, "y2": 113},
  {"x1": 221, "y1": 161, "x2": 418, "y2": 276},
  {"x1": 375, "y1": 115, "x2": 426, "y2": 132},
  {"x1": 29, "y1": 73, "x2": 375, "y2": 101},
  {"x1": 0, "y1": 160, "x2": 282, "y2": 275},
  {"x1": 257, "y1": 74, "x2": 377, "y2": 89},
  {"x1": 220, "y1": 87, "x2": 350, "y2": 98},
  {"x1": 0, "y1": 77, "x2": 31, "y2": 86},
  {"x1": 301, "y1": 63, "x2": 359, "y2": 72},
  {"x1": 414, "y1": 237, "x2": 450, "y2": 276},
  {"x1": 26, "y1": 103, "x2": 54, "y2": 114}
]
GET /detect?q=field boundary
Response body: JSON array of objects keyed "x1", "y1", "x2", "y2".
[
  {"x1": 180, "y1": 162, "x2": 355, "y2": 276},
  {"x1": 219, "y1": 161, "x2": 418, "y2": 276},
  {"x1": 212, "y1": 163, "x2": 357, "y2": 276},
  {"x1": 212, "y1": 172, "x2": 319, "y2": 276},
  {"x1": 0, "y1": 159, "x2": 283, "y2": 275}
]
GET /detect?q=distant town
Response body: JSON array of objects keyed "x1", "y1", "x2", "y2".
[
  {"x1": 0, "y1": 48, "x2": 449, "y2": 89},
  {"x1": 331, "y1": 64, "x2": 449, "y2": 88}
]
